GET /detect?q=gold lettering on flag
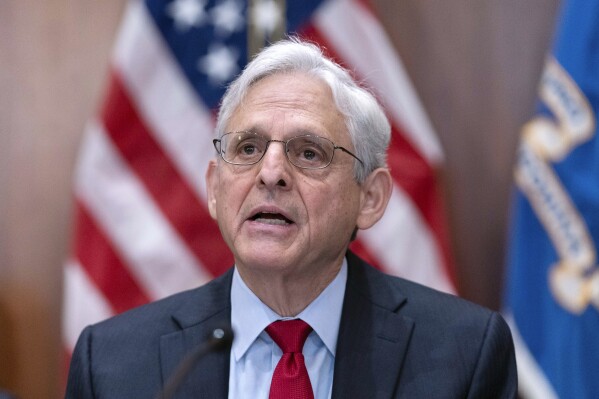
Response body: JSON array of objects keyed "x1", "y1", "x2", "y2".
[{"x1": 515, "y1": 57, "x2": 599, "y2": 314}]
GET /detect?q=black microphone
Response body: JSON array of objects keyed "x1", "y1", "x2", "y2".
[{"x1": 158, "y1": 325, "x2": 234, "y2": 399}]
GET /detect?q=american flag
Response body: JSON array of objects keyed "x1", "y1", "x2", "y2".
[{"x1": 62, "y1": 0, "x2": 456, "y2": 355}]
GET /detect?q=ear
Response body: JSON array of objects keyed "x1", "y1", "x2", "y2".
[
  {"x1": 356, "y1": 168, "x2": 393, "y2": 230},
  {"x1": 205, "y1": 159, "x2": 219, "y2": 220}
]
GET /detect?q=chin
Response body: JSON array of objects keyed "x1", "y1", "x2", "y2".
[{"x1": 235, "y1": 249, "x2": 294, "y2": 273}]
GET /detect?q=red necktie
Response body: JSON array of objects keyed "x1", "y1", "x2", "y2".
[{"x1": 266, "y1": 319, "x2": 315, "y2": 399}]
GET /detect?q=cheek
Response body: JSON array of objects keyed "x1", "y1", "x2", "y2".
[
  {"x1": 215, "y1": 173, "x2": 249, "y2": 222},
  {"x1": 220, "y1": 187, "x2": 242, "y2": 214},
  {"x1": 304, "y1": 183, "x2": 359, "y2": 225}
]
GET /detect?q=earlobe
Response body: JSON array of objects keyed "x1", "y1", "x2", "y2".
[
  {"x1": 206, "y1": 160, "x2": 219, "y2": 220},
  {"x1": 356, "y1": 168, "x2": 393, "y2": 230}
]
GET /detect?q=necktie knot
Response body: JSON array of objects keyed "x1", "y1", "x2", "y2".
[{"x1": 266, "y1": 319, "x2": 313, "y2": 354}]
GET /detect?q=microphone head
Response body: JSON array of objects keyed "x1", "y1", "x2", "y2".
[{"x1": 209, "y1": 325, "x2": 234, "y2": 350}]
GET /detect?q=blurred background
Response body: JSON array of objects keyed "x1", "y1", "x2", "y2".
[{"x1": 0, "y1": 0, "x2": 560, "y2": 398}]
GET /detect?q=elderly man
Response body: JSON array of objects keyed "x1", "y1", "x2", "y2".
[{"x1": 66, "y1": 39, "x2": 517, "y2": 398}]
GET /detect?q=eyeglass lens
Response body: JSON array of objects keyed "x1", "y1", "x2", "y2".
[{"x1": 220, "y1": 132, "x2": 335, "y2": 169}]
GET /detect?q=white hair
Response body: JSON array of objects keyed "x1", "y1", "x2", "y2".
[{"x1": 215, "y1": 38, "x2": 390, "y2": 183}]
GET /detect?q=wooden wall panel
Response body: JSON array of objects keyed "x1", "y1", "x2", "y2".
[
  {"x1": 0, "y1": 1, "x2": 126, "y2": 397},
  {"x1": 371, "y1": 0, "x2": 560, "y2": 307},
  {"x1": 0, "y1": 0, "x2": 559, "y2": 397}
]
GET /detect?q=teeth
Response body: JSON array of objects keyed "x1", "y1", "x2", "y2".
[{"x1": 254, "y1": 217, "x2": 289, "y2": 225}]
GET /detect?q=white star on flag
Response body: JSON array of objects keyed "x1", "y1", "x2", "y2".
[
  {"x1": 198, "y1": 44, "x2": 239, "y2": 85},
  {"x1": 252, "y1": 0, "x2": 282, "y2": 35},
  {"x1": 167, "y1": 0, "x2": 208, "y2": 31},
  {"x1": 211, "y1": 0, "x2": 245, "y2": 37}
]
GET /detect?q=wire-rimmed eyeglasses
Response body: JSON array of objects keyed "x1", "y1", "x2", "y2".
[{"x1": 212, "y1": 131, "x2": 364, "y2": 170}]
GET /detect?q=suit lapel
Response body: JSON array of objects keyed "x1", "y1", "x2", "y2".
[
  {"x1": 159, "y1": 269, "x2": 234, "y2": 399},
  {"x1": 332, "y1": 253, "x2": 415, "y2": 399},
  {"x1": 156, "y1": 255, "x2": 414, "y2": 398}
]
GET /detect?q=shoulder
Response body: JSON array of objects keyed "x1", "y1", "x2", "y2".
[
  {"x1": 66, "y1": 270, "x2": 234, "y2": 398},
  {"x1": 347, "y1": 251, "x2": 501, "y2": 327},
  {"x1": 83, "y1": 268, "x2": 234, "y2": 343},
  {"x1": 345, "y1": 252, "x2": 517, "y2": 396},
  {"x1": 346, "y1": 251, "x2": 514, "y2": 357}
]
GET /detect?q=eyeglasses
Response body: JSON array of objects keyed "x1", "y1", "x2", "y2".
[{"x1": 213, "y1": 131, "x2": 364, "y2": 169}]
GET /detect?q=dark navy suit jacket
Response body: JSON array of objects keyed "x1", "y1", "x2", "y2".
[{"x1": 66, "y1": 252, "x2": 517, "y2": 398}]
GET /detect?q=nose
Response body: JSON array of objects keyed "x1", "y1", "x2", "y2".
[{"x1": 256, "y1": 140, "x2": 292, "y2": 189}]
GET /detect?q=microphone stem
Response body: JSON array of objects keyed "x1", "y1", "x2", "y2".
[{"x1": 158, "y1": 327, "x2": 233, "y2": 399}]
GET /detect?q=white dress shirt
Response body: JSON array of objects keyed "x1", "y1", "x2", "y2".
[{"x1": 228, "y1": 259, "x2": 348, "y2": 399}]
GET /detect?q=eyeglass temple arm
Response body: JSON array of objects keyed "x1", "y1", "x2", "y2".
[{"x1": 335, "y1": 146, "x2": 364, "y2": 166}]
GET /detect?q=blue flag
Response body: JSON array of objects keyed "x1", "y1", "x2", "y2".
[{"x1": 505, "y1": 1, "x2": 599, "y2": 398}]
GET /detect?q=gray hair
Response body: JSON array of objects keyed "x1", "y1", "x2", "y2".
[{"x1": 215, "y1": 38, "x2": 390, "y2": 183}]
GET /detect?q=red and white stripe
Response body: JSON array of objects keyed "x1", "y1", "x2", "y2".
[
  {"x1": 62, "y1": 0, "x2": 456, "y2": 353},
  {"x1": 307, "y1": 0, "x2": 455, "y2": 292}
]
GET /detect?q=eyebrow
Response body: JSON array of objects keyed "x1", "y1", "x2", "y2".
[{"x1": 233, "y1": 127, "x2": 330, "y2": 140}]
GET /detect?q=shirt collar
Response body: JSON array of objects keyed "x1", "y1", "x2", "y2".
[{"x1": 230, "y1": 258, "x2": 348, "y2": 361}]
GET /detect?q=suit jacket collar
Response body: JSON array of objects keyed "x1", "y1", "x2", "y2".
[
  {"x1": 158, "y1": 252, "x2": 415, "y2": 399},
  {"x1": 332, "y1": 251, "x2": 415, "y2": 399},
  {"x1": 160, "y1": 269, "x2": 234, "y2": 399}
]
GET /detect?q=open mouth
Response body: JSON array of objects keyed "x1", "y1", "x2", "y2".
[{"x1": 250, "y1": 212, "x2": 293, "y2": 226}]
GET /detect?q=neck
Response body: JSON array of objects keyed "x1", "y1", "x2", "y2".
[{"x1": 237, "y1": 261, "x2": 343, "y2": 317}]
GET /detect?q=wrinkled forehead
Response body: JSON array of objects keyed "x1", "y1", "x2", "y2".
[
  {"x1": 241, "y1": 71, "x2": 338, "y2": 110},
  {"x1": 225, "y1": 72, "x2": 349, "y2": 141},
  {"x1": 222, "y1": 69, "x2": 341, "y2": 118}
]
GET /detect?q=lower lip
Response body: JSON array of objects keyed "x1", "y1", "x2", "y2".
[
  {"x1": 253, "y1": 217, "x2": 289, "y2": 226},
  {"x1": 244, "y1": 219, "x2": 295, "y2": 234}
]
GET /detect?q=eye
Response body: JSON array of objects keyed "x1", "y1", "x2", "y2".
[
  {"x1": 289, "y1": 136, "x2": 330, "y2": 167},
  {"x1": 235, "y1": 137, "x2": 263, "y2": 158},
  {"x1": 301, "y1": 148, "x2": 317, "y2": 160},
  {"x1": 240, "y1": 143, "x2": 257, "y2": 155},
  {"x1": 297, "y1": 143, "x2": 325, "y2": 162},
  {"x1": 224, "y1": 133, "x2": 265, "y2": 162}
]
